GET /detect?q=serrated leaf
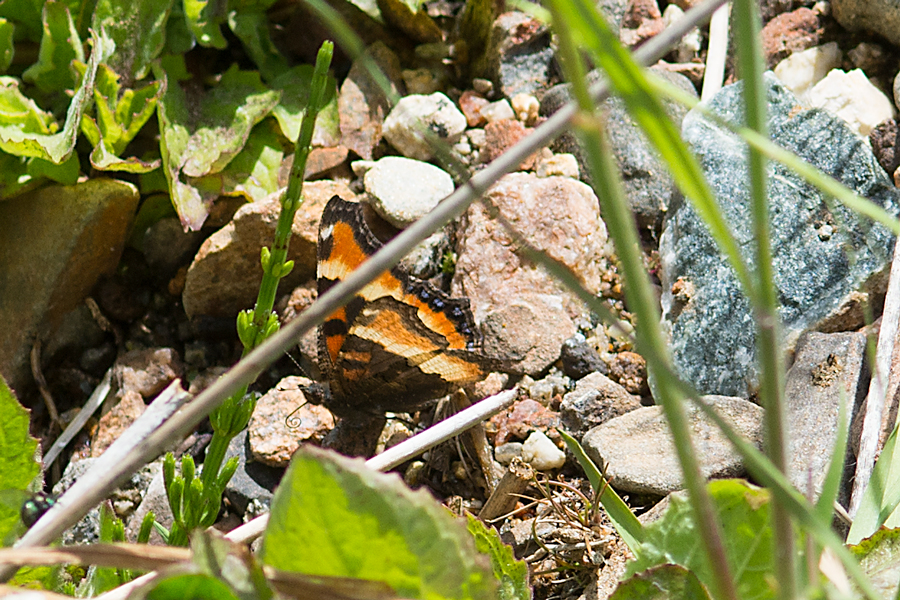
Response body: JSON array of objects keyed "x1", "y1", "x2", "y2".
[
  {"x1": 156, "y1": 61, "x2": 280, "y2": 229},
  {"x1": 261, "y1": 446, "x2": 497, "y2": 600},
  {"x1": 22, "y1": 1, "x2": 83, "y2": 94},
  {"x1": 611, "y1": 564, "x2": 712, "y2": 600},
  {"x1": 91, "y1": 0, "x2": 174, "y2": 81},
  {"x1": 0, "y1": 76, "x2": 55, "y2": 134},
  {"x1": 851, "y1": 528, "x2": 900, "y2": 599},
  {"x1": 184, "y1": 0, "x2": 228, "y2": 49},
  {"x1": 0, "y1": 29, "x2": 113, "y2": 162},
  {"x1": 270, "y1": 65, "x2": 339, "y2": 145},
  {"x1": 626, "y1": 480, "x2": 775, "y2": 600},
  {"x1": 188, "y1": 118, "x2": 283, "y2": 203},
  {"x1": 466, "y1": 515, "x2": 530, "y2": 600},
  {"x1": 0, "y1": 19, "x2": 14, "y2": 73},
  {"x1": 0, "y1": 376, "x2": 41, "y2": 547},
  {"x1": 81, "y1": 62, "x2": 163, "y2": 172}
]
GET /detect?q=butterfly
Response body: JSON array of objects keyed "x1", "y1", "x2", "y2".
[{"x1": 314, "y1": 195, "x2": 492, "y2": 417}]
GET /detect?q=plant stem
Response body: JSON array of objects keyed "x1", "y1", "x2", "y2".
[{"x1": 199, "y1": 41, "x2": 334, "y2": 492}]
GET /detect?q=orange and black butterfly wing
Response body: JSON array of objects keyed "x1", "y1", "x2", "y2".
[{"x1": 316, "y1": 196, "x2": 488, "y2": 415}]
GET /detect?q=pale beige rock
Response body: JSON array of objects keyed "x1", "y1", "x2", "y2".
[
  {"x1": 248, "y1": 376, "x2": 334, "y2": 467},
  {"x1": 452, "y1": 173, "x2": 609, "y2": 374},
  {"x1": 183, "y1": 181, "x2": 355, "y2": 319},
  {"x1": 582, "y1": 395, "x2": 764, "y2": 495},
  {"x1": 115, "y1": 348, "x2": 183, "y2": 398},
  {"x1": 92, "y1": 391, "x2": 147, "y2": 457},
  {"x1": 0, "y1": 179, "x2": 139, "y2": 394}
]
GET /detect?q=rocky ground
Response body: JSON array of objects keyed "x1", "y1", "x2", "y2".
[{"x1": 5, "y1": 0, "x2": 900, "y2": 597}]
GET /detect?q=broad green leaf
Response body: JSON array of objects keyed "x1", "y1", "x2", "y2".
[
  {"x1": 611, "y1": 565, "x2": 712, "y2": 600},
  {"x1": 852, "y1": 528, "x2": 900, "y2": 599},
  {"x1": 27, "y1": 153, "x2": 80, "y2": 184},
  {"x1": 140, "y1": 574, "x2": 242, "y2": 600},
  {"x1": 188, "y1": 119, "x2": 283, "y2": 203},
  {"x1": 163, "y1": 0, "x2": 194, "y2": 55},
  {"x1": 156, "y1": 62, "x2": 280, "y2": 229},
  {"x1": 558, "y1": 429, "x2": 644, "y2": 552},
  {"x1": 0, "y1": 376, "x2": 41, "y2": 546},
  {"x1": 0, "y1": 76, "x2": 55, "y2": 135},
  {"x1": 91, "y1": 0, "x2": 174, "y2": 80},
  {"x1": 22, "y1": 1, "x2": 83, "y2": 94},
  {"x1": 0, "y1": 152, "x2": 34, "y2": 198},
  {"x1": 80, "y1": 62, "x2": 163, "y2": 172},
  {"x1": 0, "y1": 19, "x2": 14, "y2": 73},
  {"x1": 465, "y1": 515, "x2": 529, "y2": 600},
  {"x1": 0, "y1": 0, "x2": 43, "y2": 42},
  {"x1": 227, "y1": 9, "x2": 289, "y2": 83},
  {"x1": 848, "y1": 422, "x2": 900, "y2": 545},
  {"x1": 270, "y1": 65, "x2": 339, "y2": 144},
  {"x1": 626, "y1": 480, "x2": 774, "y2": 600},
  {"x1": 261, "y1": 446, "x2": 497, "y2": 600},
  {"x1": 184, "y1": 0, "x2": 228, "y2": 49},
  {"x1": 0, "y1": 29, "x2": 114, "y2": 163}
]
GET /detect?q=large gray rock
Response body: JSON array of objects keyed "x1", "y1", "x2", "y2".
[
  {"x1": 660, "y1": 72, "x2": 900, "y2": 398},
  {"x1": 785, "y1": 331, "x2": 867, "y2": 503},
  {"x1": 581, "y1": 395, "x2": 763, "y2": 496}
]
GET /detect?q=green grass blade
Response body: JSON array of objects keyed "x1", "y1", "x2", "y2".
[
  {"x1": 558, "y1": 430, "x2": 645, "y2": 552},
  {"x1": 550, "y1": 0, "x2": 754, "y2": 302}
]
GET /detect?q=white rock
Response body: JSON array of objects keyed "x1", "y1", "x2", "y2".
[
  {"x1": 511, "y1": 93, "x2": 540, "y2": 125},
  {"x1": 522, "y1": 430, "x2": 566, "y2": 470},
  {"x1": 773, "y1": 42, "x2": 842, "y2": 101},
  {"x1": 363, "y1": 156, "x2": 454, "y2": 226},
  {"x1": 537, "y1": 153, "x2": 580, "y2": 179},
  {"x1": 382, "y1": 93, "x2": 467, "y2": 161},
  {"x1": 663, "y1": 4, "x2": 701, "y2": 63},
  {"x1": 807, "y1": 68, "x2": 895, "y2": 139},
  {"x1": 480, "y1": 99, "x2": 516, "y2": 123}
]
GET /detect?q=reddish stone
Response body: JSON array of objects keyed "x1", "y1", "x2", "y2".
[
  {"x1": 488, "y1": 399, "x2": 560, "y2": 445},
  {"x1": 459, "y1": 90, "x2": 489, "y2": 127},
  {"x1": 607, "y1": 351, "x2": 649, "y2": 396},
  {"x1": 760, "y1": 7, "x2": 824, "y2": 68},
  {"x1": 483, "y1": 119, "x2": 538, "y2": 170}
]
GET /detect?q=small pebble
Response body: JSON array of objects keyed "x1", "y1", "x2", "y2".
[
  {"x1": 511, "y1": 93, "x2": 540, "y2": 125},
  {"x1": 481, "y1": 99, "x2": 516, "y2": 123},
  {"x1": 473, "y1": 78, "x2": 493, "y2": 95},
  {"x1": 537, "y1": 153, "x2": 580, "y2": 178},
  {"x1": 364, "y1": 156, "x2": 454, "y2": 226},
  {"x1": 402, "y1": 68, "x2": 440, "y2": 95},
  {"x1": 494, "y1": 442, "x2": 525, "y2": 465},
  {"x1": 773, "y1": 42, "x2": 841, "y2": 101},
  {"x1": 351, "y1": 160, "x2": 376, "y2": 178},
  {"x1": 382, "y1": 93, "x2": 467, "y2": 160},
  {"x1": 522, "y1": 431, "x2": 566, "y2": 470},
  {"x1": 807, "y1": 69, "x2": 895, "y2": 139}
]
